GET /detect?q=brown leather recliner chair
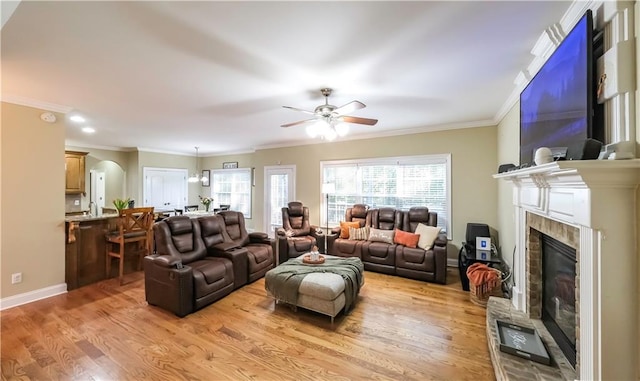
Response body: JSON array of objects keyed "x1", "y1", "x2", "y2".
[
  {"x1": 276, "y1": 201, "x2": 323, "y2": 264},
  {"x1": 327, "y1": 204, "x2": 370, "y2": 257},
  {"x1": 361, "y1": 207, "x2": 402, "y2": 274},
  {"x1": 144, "y1": 216, "x2": 235, "y2": 317},
  {"x1": 198, "y1": 214, "x2": 248, "y2": 289},
  {"x1": 395, "y1": 207, "x2": 448, "y2": 284},
  {"x1": 217, "y1": 210, "x2": 275, "y2": 282}
]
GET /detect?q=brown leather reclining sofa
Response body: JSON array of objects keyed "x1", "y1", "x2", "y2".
[
  {"x1": 144, "y1": 211, "x2": 275, "y2": 317},
  {"x1": 327, "y1": 204, "x2": 447, "y2": 284}
]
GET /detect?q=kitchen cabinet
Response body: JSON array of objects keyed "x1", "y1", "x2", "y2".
[{"x1": 65, "y1": 151, "x2": 88, "y2": 194}]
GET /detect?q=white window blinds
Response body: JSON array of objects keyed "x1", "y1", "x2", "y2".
[
  {"x1": 321, "y1": 155, "x2": 451, "y2": 237},
  {"x1": 211, "y1": 168, "x2": 252, "y2": 218}
]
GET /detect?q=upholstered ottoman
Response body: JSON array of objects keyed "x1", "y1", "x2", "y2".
[{"x1": 265, "y1": 255, "x2": 364, "y2": 323}]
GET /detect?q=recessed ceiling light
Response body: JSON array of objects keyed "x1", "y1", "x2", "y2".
[
  {"x1": 70, "y1": 115, "x2": 85, "y2": 123},
  {"x1": 82, "y1": 127, "x2": 95, "y2": 133}
]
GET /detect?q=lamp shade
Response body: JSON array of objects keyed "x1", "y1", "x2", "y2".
[{"x1": 322, "y1": 183, "x2": 335, "y2": 194}]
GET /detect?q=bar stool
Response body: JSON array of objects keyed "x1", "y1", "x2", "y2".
[{"x1": 105, "y1": 207, "x2": 154, "y2": 285}]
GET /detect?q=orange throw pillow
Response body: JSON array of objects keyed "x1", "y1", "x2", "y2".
[
  {"x1": 340, "y1": 221, "x2": 361, "y2": 239},
  {"x1": 394, "y1": 229, "x2": 420, "y2": 248}
]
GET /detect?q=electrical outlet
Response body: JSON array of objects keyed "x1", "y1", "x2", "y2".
[
  {"x1": 74, "y1": 200, "x2": 80, "y2": 206},
  {"x1": 11, "y1": 272, "x2": 22, "y2": 284}
]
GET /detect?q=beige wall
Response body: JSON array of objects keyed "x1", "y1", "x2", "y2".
[
  {"x1": 1, "y1": 102, "x2": 66, "y2": 298},
  {"x1": 137, "y1": 150, "x2": 203, "y2": 207},
  {"x1": 496, "y1": 103, "x2": 520, "y2": 272},
  {"x1": 202, "y1": 126, "x2": 499, "y2": 262}
]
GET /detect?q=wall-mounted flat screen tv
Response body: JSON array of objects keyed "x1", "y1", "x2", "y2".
[{"x1": 520, "y1": 10, "x2": 597, "y2": 165}]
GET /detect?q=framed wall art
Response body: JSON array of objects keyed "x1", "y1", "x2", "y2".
[{"x1": 201, "y1": 170, "x2": 210, "y2": 187}]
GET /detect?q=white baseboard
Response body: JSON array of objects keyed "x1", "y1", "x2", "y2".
[
  {"x1": 0, "y1": 283, "x2": 67, "y2": 311},
  {"x1": 447, "y1": 258, "x2": 459, "y2": 267}
]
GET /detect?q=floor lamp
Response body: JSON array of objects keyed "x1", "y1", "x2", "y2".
[{"x1": 321, "y1": 183, "x2": 335, "y2": 254}]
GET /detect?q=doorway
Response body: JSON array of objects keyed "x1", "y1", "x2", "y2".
[
  {"x1": 90, "y1": 170, "x2": 106, "y2": 211},
  {"x1": 142, "y1": 167, "x2": 188, "y2": 211},
  {"x1": 264, "y1": 165, "x2": 296, "y2": 237}
]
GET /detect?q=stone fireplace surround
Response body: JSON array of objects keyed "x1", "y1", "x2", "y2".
[{"x1": 494, "y1": 160, "x2": 640, "y2": 380}]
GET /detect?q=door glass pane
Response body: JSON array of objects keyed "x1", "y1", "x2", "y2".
[{"x1": 269, "y1": 173, "x2": 289, "y2": 234}]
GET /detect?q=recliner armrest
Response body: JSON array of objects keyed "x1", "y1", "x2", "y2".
[
  {"x1": 145, "y1": 254, "x2": 182, "y2": 268},
  {"x1": 432, "y1": 244, "x2": 448, "y2": 284},
  {"x1": 143, "y1": 256, "x2": 194, "y2": 317},
  {"x1": 211, "y1": 241, "x2": 241, "y2": 252},
  {"x1": 434, "y1": 232, "x2": 448, "y2": 247},
  {"x1": 209, "y1": 247, "x2": 249, "y2": 288},
  {"x1": 249, "y1": 232, "x2": 271, "y2": 244}
]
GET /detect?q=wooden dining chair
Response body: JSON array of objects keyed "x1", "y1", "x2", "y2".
[
  {"x1": 184, "y1": 205, "x2": 199, "y2": 212},
  {"x1": 105, "y1": 207, "x2": 155, "y2": 285}
]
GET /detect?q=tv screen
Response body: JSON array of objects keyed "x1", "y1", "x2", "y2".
[{"x1": 520, "y1": 10, "x2": 594, "y2": 165}]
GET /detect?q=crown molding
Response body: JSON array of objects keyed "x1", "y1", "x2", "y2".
[
  {"x1": 65, "y1": 141, "x2": 136, "y2": 153},
  {"x1": 253, "y1": 119, "x2": 497, "y2": 152},
  {"x1": 2, "y1": 94, "x2": 73, "y2": 114}
]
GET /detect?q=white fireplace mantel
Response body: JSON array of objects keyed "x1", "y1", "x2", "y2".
[{"x1": 494, "y1": 159, "x2": 640, "y2": 381}]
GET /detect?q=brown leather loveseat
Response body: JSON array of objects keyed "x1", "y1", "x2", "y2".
[
  {"x1": 144, "y1": 213, "x2": 275, "y2": 317},
  {"x1": 327, "y1": 204, "x2": 447, "y2": 284}
]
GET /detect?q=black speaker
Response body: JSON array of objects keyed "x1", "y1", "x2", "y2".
[
  {"x1": 498, "y1": 163, "x2": 516, "y2": 173},
  {"x1": 566, "y1": 139, "x2": 603, "y2": 160}
]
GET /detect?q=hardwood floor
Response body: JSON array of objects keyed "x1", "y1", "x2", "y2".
[{"x1": 1, "y1": 268, "x2": 495, "y2": 380}]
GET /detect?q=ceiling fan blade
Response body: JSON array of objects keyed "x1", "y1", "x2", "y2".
[
  {"x1": 341, "y1": 116, "x2": 378, "y2": 126},
  {"x1": 333, "y1": 101, "x2": 365, "y2": 116},
  {"x1": 281, "y1": 118, "x2": 317, "y2": 128},
  {"x1": 282, "y1": 105, "x2": 316, "y2": 115}
]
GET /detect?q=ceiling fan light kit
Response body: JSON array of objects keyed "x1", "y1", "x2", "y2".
[{"x1": 282, "y1": 88, "x2": 377, "y2": 141}]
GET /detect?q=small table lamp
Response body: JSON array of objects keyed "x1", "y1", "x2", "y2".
[{"x1": 321, "y1": 183, "x2": 335, "y2": 254}]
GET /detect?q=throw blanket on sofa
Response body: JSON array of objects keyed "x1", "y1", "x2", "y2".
[{"x1": 265, "y1": 256, "x2": 364, "y2": 313}]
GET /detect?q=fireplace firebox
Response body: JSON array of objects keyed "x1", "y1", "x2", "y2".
[{"x1": 541, "y1": 234, "x2": 577, "y2": 368}]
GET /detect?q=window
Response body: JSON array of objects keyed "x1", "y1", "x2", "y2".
[
  {"x1": 321, "y1": 154, "x2": 451, "y2": 238},
  {"x1": 211, "y1": 168, "x2": 252, "y2": 218}
]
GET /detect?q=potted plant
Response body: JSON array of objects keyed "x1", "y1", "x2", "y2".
[
  {"x1": 199, "y1": 195, "x2": 213, "y2": 212},
  {"x1": 113, "y1": 198, "x2": 130, "y2": 213}
]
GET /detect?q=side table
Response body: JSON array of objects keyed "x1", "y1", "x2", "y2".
[{"x1": 458, "y1": 245, "x2": 502, "y2": 291}]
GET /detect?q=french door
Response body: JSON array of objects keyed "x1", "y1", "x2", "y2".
[
  {"x1": 142, "y1": 167, "x2": 188, "y2": 211},
  {"x1": 264, "y1": 165, "x2": 295, "y2": 237}
]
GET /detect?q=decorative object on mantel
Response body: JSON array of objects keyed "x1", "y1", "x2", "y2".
[
  {"x1": 534, "y1": 147, "x2": 553, "y2": 165},
  {"x1": 495, "y1": 320, "x2": 551, "y2": 365},
  {"x1": 199, "y1": 195, "x2": 213, "y2": 212},
  {"x1": 498, "y1": 163, "x2": 516, "y2": 173},
  {"x1": 113, "y1": 198, "x2": 130, "y2": 213},
  {"x1": 466, "y1": 262, "x2": 502, "y2": 306}
]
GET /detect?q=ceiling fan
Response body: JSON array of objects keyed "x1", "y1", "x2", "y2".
[{"x1": 281, "y1": 88, "x2": 378, "y2": 129}]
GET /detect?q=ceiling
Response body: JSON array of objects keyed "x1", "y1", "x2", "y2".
[{"x1": 1, "y1": 1, "x2": 572, "y2": 156}]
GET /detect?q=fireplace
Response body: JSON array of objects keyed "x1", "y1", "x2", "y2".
[
  {"x1": 541, "y1": 233, "x2": 576, "y2": 368},
  {"x1": 493, "y1": 160, "x2": 639, "y2": 380}
]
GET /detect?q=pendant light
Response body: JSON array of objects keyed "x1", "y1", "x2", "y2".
[{"x1": 188, "y1": 146, "x2": 208, "y2": 183}]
